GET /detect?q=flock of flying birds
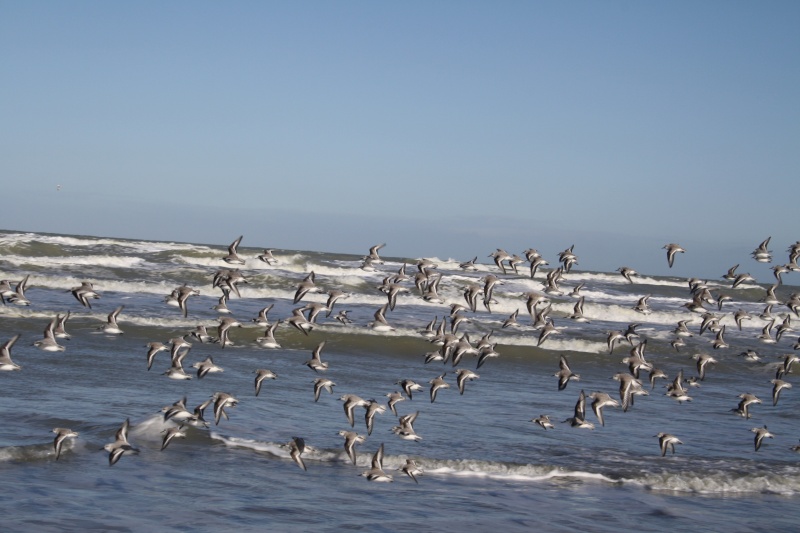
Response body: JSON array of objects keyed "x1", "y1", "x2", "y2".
[{"x1": 2, "y1": 234, "x2": 800, "y2": 477}]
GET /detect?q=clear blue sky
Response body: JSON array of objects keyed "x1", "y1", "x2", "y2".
[{"x1": 2, "y1": 1, "x2": 798, "y2": 280}]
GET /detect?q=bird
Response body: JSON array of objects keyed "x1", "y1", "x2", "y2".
[
  {"x1": 162, "y1": 397, "x2": 192, "y2": 423},
  {"x1": 455, "y1": 368, "x2": 479, "y2": 395},
  {"x1": 529, "y1": 256, "x2": 549, "y2": 278},
  {"x1": 286, "y1": 307, "x2": 315, "y2": 335},
  {"x1": 69, "y1": 281, "x2": 100, "y2": 308},
  {"x1": 450, "y1": 334, "x2": 478, "y2": 366},
  {"x1": 52, "y1": 311, "x2": 71, "y2": 339},
  {"x1": 772, "y1": 264, "x2": 789, "y2": 285},
  {"x1": 716, "y1": 293, "x2": 733, "y2": 311},
  {"x1": 752, "y1": 237, "x2": 772, "y2": 263},
  {"x1": 569, "y1": 282, "x2": 585, "y2": 298},
  {"x1": 313, "y1": 377, "x2": 336, "y2": 402},
  {"x1": 477, "y1": 344, "x2": 501, "y2": 369},
  {"x1": 562, "y1": 389, "x2": 594, "y2": 429},
  {"x1": 623, "y1": 323, "x2": 641, "y2": 345},
  {"x1": 398, "y1": 459, "x2": 423, "y2": 483},
  {"x1": 752, "y1": 426, "x2": 773, "y2": 451},
  {"x1": 186, "y1": 400, "x2": 212, "y2": 429},
  {"x1": 489, "y1": 249, "x2": 511, "y2": 274},
  {"x1": 429, "y1": 373, "x2": 449, "y2": 403},
  {"x1": 720, "y1": 264, "x2": 739, "y2": 282},
  {"x1": 712, "y1": 325, "x2": 729, "y2": 350},
  {"x1": 554, "y1": 355, "x2": 580, "y2": 391},
  {"x1": 304, "y1": 340, "x2": 329, "y2": 372},
  {"x1": 392, "y1": 411, "x2": 422, "y2": 442},
  {"x1": 738, "y1": 349, "x2": 761, "y2": 363},
  {"x1": 193, "y1": 356, "x2": 223, "y2": 379},
  {"x1": 776, "y1": 314, "x2": 794, "y2": 342},
  {"x1": 222, "y1": 235, "x2": 245, "y2": 264},
  {"x1": 163, "y1": 346, "x2": 192, "y2": 381},
  {"x1": 256, "y1": 321, "x2": 282, "y2": 349},
  {"x1": 212, "y1": 292, "x2": 231, "y2": 314},
  {"x1": 325, "y1": 290, "x2": 347, "y2": 317},
  {"x1": 212, "y1": 392, "x2": 239, "y2": 425},
  {"x1": 340, "y1": 394, "x2": 369, "y2": 427},
  {"x1": 530, "y1": 298, "x2": 554, "y2": 326},
  {"x1": 607, "y1": 330, "x2": 625, "y2": 354},
  {"x1": 663, "y1": 243, "x2": 685, "y2": 268},
  {"x1": 171, "y1": 285, "x2": 199, "y2": 317},
  {"x1": 531, "y1": 415, "x2": 554, "y2": 430},
  {"x1": 189, "y1": 325, "x2": 216, "y2": 344},
  {"x1": 613, "y1": 373, "x2": 646, "y2": 412},
  {"x1": 734, "y1": 309, "x2": 752, "y2": 331},
  {"x1": 386, "y1": 281, "x2": 410, "y2": 310},
  {"x1": 0, "y1": 334, "x2": 22, "y2": 370},
  {"x1": 693, "y1": 353, "x2": 718, "y2": 381},
  {"x1": 385, "y1": 391, "x2": 405, "y2": 416},
  {"x1": 670, "y1": 320, "x2": 692, "y2": 339},
  {"x1": 254, "y1": 369, "x2": 278, "y2": 396},
  {"x1": 569, "y1": 296, "x2": 590, "y2": 323},
  {"x1": 648, "y1": 367, "x2": 668, "y2": 390},
  {"x1": 303, "y1": 302, "x2": 329, "y2": 324},
  {"x1": 338, "y1": 430, "x2": 366, "y2": 465},
  {"x1": 459, "y1": 256, "x2": 479, "y2": 271},
  {"x1": 101, "y1": 305, "x2": 125, "y2": 335},
  {"x1": 293, "y1": 271, "x2": 322, "y2": 304},
  {"x1": 670, "y1": 337, "x2": 686, "y2": 352},
  {"x1": 758, "y1": 319, "x2": 777, "y2": 344},
  {"x1": 633, "y1": 295, "x2": 652, "y2": 315},
  {"x1": 104, "y1": 418, "x2": 139, "y2": 466},
  {"x1": 771, "y1": 379, "x2": 791, "y2": 406},
  {"x1": 778, "y1": 354, "x2": 800, "y2": 378},
  {"x1": 287, "y1": 437, "x2": 307, "y2": 471},
  {"x1": 732, "y1": 393, "x2": 761, "y2": 419},
  {"x1": 361, "y1": 443, "x2": 392, "y2": 482},
  {"x1": 214, "y1": 269, "x2": 247, "y2": 298},
  {"x1": 364, "y1": 400, "x2": 386, "y2": 436},
  {"x1": 366, "y1": 243, "x2": 386, "y2": 263},
  {"x1": 334, "y1": 309, "x2": 353, "y2": 326},
  {"x1": 160, "y1": 425, "x2": 187, "y2": 451},
  {"x1": 367, "y1": 303, "x2": 394, "y2": 331},
  {"x1": 732, "y1": 272, "x2": 756, "y2": 289},
  {"x1": 501, "y1": 308, "x2": 521, "y2": 329},
  {"x1": 665, "y1": 369, "x2": 692, "y2": 404},
  {"x1": 5, "y1": 275, "x2": 31, "y2": 305},
  {"x1": 145, "y1": 342, "x2": 169, "y2": 371},
  {"x1": 257, "y1": 249, "x2": 278, "y2": 265},
  {"x1": 52, "y1": 428, "x2": 79, "y2": 460},
  {"x1": 397, "y1": 379, "x2": 423, "y2": 400},
  {"x1": 617, "y1": 266, "x2": 638, "y2": 284},
  {"x1": 589, "y1": 391, "x2": 619, "y2": 427},
  {"x1": 33, "y1": 317, "x2": 65, "y2": 352},
  {"x1": 481, "y1": 274, "x2": 502, "y2": 312},
  {"x1": 251, "y1": 304, "x2": 274, "y2": 327},
  {"x1": 217, "y1": 316, "x2": 242, "y2": 347},
  {"x1": 655, "y1": 433, "x2": 683, "y2": 456},
  {"x1": 463, "y1": 283, "x2": 482, "y2": 313},
  {"x1": 167, "y1": 335, "x2": 191, "y2": 359},
  {"x1": 537, "y1": 319, "x2": 561, "y2": 347}
]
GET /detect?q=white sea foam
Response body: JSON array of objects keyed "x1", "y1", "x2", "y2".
[
  {"x1": 628, "y1": 471, "x2": 800, "y2": 495},
  {"x1": 211, "y1": 434, "x2": 343, "y2": 464},
  {"x1": 2, "y1": 254, "x2": 146, "y2": 269},
  {"x1": 0, "y1": 232, "x2": 214, "y2": 254}
]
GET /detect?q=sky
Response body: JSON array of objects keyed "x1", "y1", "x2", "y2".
[{"x1": 1, "y1": 1, "x2": 799, "y2": 280}]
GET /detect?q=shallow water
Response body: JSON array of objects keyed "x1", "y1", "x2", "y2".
[{"x1": 1, "y1": 230, "x2": 798, "y2": 531}]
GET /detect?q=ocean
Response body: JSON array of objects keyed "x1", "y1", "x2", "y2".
[{"x1": 0, "y1": 230, "x2": 798, "y2": 532}]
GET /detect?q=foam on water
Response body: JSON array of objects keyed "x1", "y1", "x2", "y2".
[
  {"x1": 2, "y1": 254, "x2": 146, "y2": 269},
  {"x1": 2, "y1": 229, "x2": 800, "y2": 531}
]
